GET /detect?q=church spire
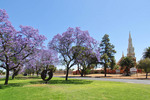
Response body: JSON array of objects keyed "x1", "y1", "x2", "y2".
[
  {"x1": 122, "y1": 51, "x2": 124, "y2": 57},
  {"x1": 127, "y1": 32, "x2": 135, "y2": 57}
]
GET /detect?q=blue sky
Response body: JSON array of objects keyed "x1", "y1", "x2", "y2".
[{"x1": 1, "y1": 0, "x2": 150, "y2": 67}]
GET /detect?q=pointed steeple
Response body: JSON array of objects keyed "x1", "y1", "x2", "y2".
[
  {"x1": 122, "y1": 51, "x2": 124, "y2": 57},
  {"x1": 127, "y1": 32, "x2": 135, "y2": 57}
]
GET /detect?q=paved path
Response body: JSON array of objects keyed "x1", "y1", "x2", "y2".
[{"x1": 54, "y1": 76, "x2": 150, "y2": 85}]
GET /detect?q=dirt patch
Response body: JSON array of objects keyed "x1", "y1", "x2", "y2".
[
  {"x1": 54, "y1": 73, "x2": 150, "y2": 80},
  {"x1": 24, "y1": 84, "x2": 47, "y2": 87},
  {"x1": 24, "y1": 84, "x2": 58, "y2": 88}
]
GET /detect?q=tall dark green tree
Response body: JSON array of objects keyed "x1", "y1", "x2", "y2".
[
  {"x1": 143, "y1": 47, "x2": 150, "y2": 58},
  {"x1": 110, "y1": 57, "x2": 116, "y2": 70},
  {"x1": 99, "y1": 34, "x2": 116, "y2": 77}
]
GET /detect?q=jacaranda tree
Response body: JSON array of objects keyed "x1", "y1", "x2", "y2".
[
  {"x1": 0, "y1": 9, "x2": 46, "y2": 85},
  {"x1": 23, "y1": 49, "x2": 58, "y2": 76},
  {"x1": 49, "y1": 27, "x2": 100, "y2": 80}
]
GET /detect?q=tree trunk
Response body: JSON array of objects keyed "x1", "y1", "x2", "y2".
[
  {"x1": 12, "y1": 73, "x2": 15, "y2": 79},
  {"x1": 126, "y1": 68, "x2": 130, "y2": 76},
  {"x1": 65, "y1": 68, "x2": 69, "y2": 81},
  {"x1": 104, "y1": 65, "x2": 107, "y2": 77},
  {"x1": 32, "y1": 72, "x2": 34, "y2": 76},
  {"x1": 81, "y1": 68, "x2": 85, "y2": 77},
  {"x1": 81, "y1": 72, "x2": 84, "y2": 77},
  {"x1": 146, "y1": 73, "x2": 148, "y2": 79},
  {"x1": 77, "y1": 65, "x2": 82, "y2": 76},
  {"x1": 5, "y1": 69, "x2": 9, "y2": 85},
  {"x1": 36, "y1": 71, "x2": 39, "y2": 77},
  {"x1": 12, "y1": 69, "x2": 16, "y2": 79}
]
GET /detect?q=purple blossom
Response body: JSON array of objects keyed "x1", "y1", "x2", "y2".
[
  {"x1": 48, "y1": 27, "x2": 100, "y2": 80},
  {"x1": 23, "y1": 49, "x2": 58, "y2": 74},
  {"x1": 0, "y1": 9, "x2": 46, "y2": 84}
]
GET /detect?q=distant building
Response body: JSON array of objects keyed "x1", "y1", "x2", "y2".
[
  {"x1": 127, "y1": 32, "x2": 135, "y2": 58},
  {"x1": 117, "y1": 32, "x2": 136, "y2": 65}
]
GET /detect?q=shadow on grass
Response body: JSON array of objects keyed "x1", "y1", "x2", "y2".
[
  {"x1": 15, "y1": 76, "x2": 40, "y2": 80},
  {"x1": 0, "y1": 78, "x2": 6, "y2": 81},
  {"x1": 29, "y1": 79, "x2": 93, "y2": 85},
  {"x1": 0, "y1": 82, "x2": 25, "y2": 89},
  {"x1": 0, "y1": 76, "x2": 41, "y2": 89},
  {"x1": 0, "y1": 78, "x2": 93, "y2": 89}
]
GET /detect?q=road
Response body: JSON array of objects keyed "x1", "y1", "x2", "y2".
[{"x1": 54, "y1": 76, "x2": 150, "y2": 85}]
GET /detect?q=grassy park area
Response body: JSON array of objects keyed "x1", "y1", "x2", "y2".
[
  {"x1": 0, "y1": 76, "x2": 150, "y2": 100},
  {"x1": 1, "y1": 1, "x2": 150, "y2": 100}
]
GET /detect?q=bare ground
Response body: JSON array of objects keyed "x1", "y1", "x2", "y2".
[{"x1": 54, "y1": 73, "x2": 150, "y2": 80}]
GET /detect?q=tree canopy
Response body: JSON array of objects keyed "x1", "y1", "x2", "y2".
[
  {"x1": 49, "y1": 27, "x2": 100, "y2": 80},
  {"x1": 137, "y1": 58, "x2": 150, "y2": 78},
  {"x1": 0, "y1": 9, "x2": 46, "y2": 84},
  {"x1": 119, "y1": 56, "x2": 135, "y2": 76},
  {"x1": 143, "y1": 47, "x2": 150, "y2": 58}
]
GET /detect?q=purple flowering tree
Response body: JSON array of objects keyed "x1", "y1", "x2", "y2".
[
  {"x1": 39, "y1": 49, "x2": 58, "y2": 69},
  {"x1": 72, "y1": 27, "x2": 100, "y2": 76},
  {"x1": 49, "y1": 27, "x2": 100, "y2": 80},
  {"x1": 0, "y1": 9, "x2": 46, "y2": 85},
  {"x1": 23, "y1": 49, "x2": 58, "y2": 76},
  {"x1": 49, "y1": 27, "x2": 75, "y2": 81}
]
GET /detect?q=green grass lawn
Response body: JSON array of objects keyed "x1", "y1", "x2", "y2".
[{"x1": 0, "y1": 77, "x2": 150, "y2": 100}]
